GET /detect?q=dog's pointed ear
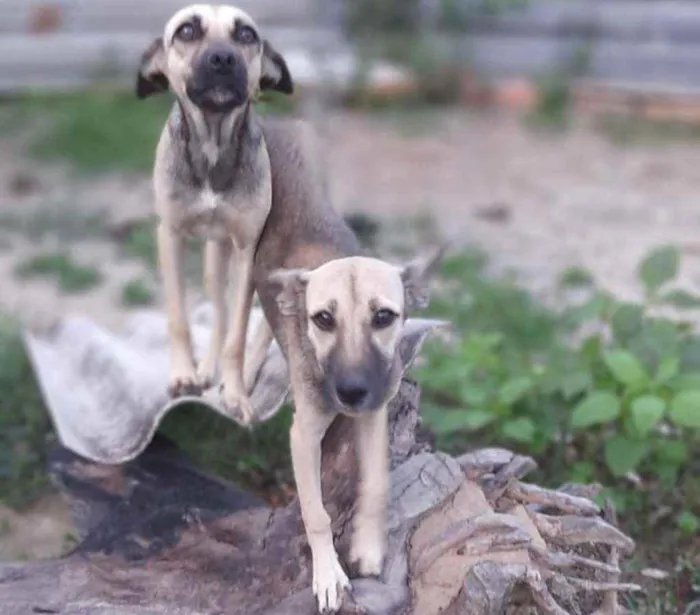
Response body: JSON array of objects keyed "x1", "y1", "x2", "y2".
[
  {"x1": 399, "y1": 318, "x2": 451, "y2": 372},
  {"x1": 136, "y1": 37, "x2": 169, "y2": 99},
  {"x1": 260, "y1": 40, "x2": 293, "y2": 95},
  {"x1": 268, "y1": 268, "x2": 309, "y2": 316},
  {"x1": 399, "y1": 243, "x2": 449, "y2": 312}
]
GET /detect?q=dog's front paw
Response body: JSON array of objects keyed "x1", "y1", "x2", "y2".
[
  {"x1": 221, "y1": 385, "x2": 256, "y2": 425},
  {"x1": 168, "y1": 361, "x2": 201, "y2": 397},
  {"x1": 312, "y1": 549, "x2": 351, "y2": 613},
  {"x1": 196, "y1": 355, "x2": 218, "y2": 390},
  {"x1": 349, "y1": 526, "x2": 385, "y2": 577}
]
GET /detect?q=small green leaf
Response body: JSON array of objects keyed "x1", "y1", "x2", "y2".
[
  {"x1": 459, "y1": 385, "x2": 489, "y2": 407},
  {"x1": 638, "y1": 245, "x2": 680, "y2": 292},
  {"x1": 499, "y1": 377, "x2": 534, "y2": 405},
  {"x1": 569, "y1": 461, "x2": 596, "y2": 483},
  {"x1": 461, "y1": 410, "x2": 497, "y2": 431},
  {"x1": 429, "y1": 409, "x2": 495, "y2": 435},
  {"x1": 669, "y1": 390, "x2": 700, "y2": 428},
  {"x1": 558, "y1": 267, "x2": 595, "y2": 289},
  {"x1": 611, "y1": 303, "x2": 644, "y2": 344},
  {"x1": 501, "y1": 417, "x2": 536, "y2": 443},
  {"x1": 656, "y1": 356, "x2": 679, "y2": 383},
  {"x1": 602, "y1": 350, "x2": 647, "y2": 386},
  {"x1": 661, "y1": 289, "x2": 700, "y2": 309},
  {"x1": 630, "y1": 395, "x2": 665, "y2": 436},
  {"x1": 673, "y1": 373, "x2": 700, "y2": 391},
  {"x1": 571, "y1": 391, "x2": 621, "y2": 429},
  {"x1": 604, "y1": 436, "x2": 649, "y2": 477},
  {"x1": 677, "y1": 510, "x2": 700, "y2": 536},
  {"x1": 560, "y1": 371, "x2": 593, "y2": 400},
  {"x1": 567, "y1": 293, "x2": 614, "y2": 324},
  {"x1": 655, "y1": 440, "x2": 688, "y2": 465}
]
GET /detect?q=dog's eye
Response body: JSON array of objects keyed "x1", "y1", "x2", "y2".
[
  {"x1": 175, "y1": 22, "x2": 197, "y2": 42},
  {"x1": 235, "y1": 25, "x2": 258, "y2": 45},
  {"x1": 372, "y1": 308, "x2": 398, "y2": 330},
  {"x1": 311, "y1": 310, "x2": 335, "y2": 332}
]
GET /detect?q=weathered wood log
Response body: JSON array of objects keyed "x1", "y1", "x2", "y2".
[{"x1": 0, "y1": 375, "x2": 640, "y2": 615}]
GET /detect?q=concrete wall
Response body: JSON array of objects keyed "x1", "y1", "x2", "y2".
[{"x1": 4, "y1": 1, "x2": 700, "y2": 94}]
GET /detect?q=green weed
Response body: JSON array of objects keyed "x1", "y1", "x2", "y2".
[
  {"x1": 121, "y1": 278, "x2": 155, "y2": 307},
  {"x1": 5, "y1": 89, "x2": 296, "y2": 175},
  {"x1": 15, "y1": 252, "x2": 102, "y2": 293},
  {"x1": 0, "y1": 317, "x2": 53, "y2": 509}
]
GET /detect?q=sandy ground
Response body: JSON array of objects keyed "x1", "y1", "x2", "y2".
[{"x1": 2, "y1": 108, "x2": 700, "y2": 559}]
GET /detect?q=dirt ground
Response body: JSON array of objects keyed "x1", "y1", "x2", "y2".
[
  {"x1": 4, "y1": 109, "x2": 700, "y2": 332},
  {"x1": 2, "y1": 108, "x2": 700, "y2": 560}
]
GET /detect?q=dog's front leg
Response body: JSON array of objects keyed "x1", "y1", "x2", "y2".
[
  {"x1": 198, "y1": 239, "x2": 232, "y2": 388},
  {"x1": 350, "y1": 405, "x2": 389, "y2": 577},
  {"x1": 157, "y1": 222, "x2": 199, "y2": 396},
  {"x1": 290, "y1": 409, "x2": 350, "y2": 613},
  {"x1": 220, "y1": 246, "x2": 256, "y2": 422}
]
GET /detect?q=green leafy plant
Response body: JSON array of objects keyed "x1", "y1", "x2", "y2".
[
  {"x1": 121, "y1": 278, "x2": 154, "y2": 307},
  {"x1": 0, "y1": 317, "x2": 54, "y2": 508},
  {"x1": 15, "y1": 252, "x2": 102, "y2": 293},
  {"x1": 419, "y1": 245, "x2": 700, "y2": 532}
]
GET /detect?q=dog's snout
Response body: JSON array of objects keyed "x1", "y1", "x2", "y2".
[
  {"x1": 336, "y1": 376, "x2": 369, "y2": 408},
  {"x1": 207, "y1": 48, "x2": 235, "y2": 74}
]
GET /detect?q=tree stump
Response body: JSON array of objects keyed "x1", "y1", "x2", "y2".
[{"x1": 0, "y1": 379, "x2": 640, "y2": 615}]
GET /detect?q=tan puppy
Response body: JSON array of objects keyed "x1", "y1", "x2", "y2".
[
  {"x1": 232, "y1": 118, "x2": 447, "y2": 613},
  {"x1": 136, "y1": 4, "x2": 293, "y2": 421}
]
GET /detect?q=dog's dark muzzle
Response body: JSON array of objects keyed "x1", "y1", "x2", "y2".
[
  {"x1": 325, "y1": 344, "x2": 394, "y2": 414},
  {"x1": 187, "y1": 43, "x2": 248, "y2": 112}
]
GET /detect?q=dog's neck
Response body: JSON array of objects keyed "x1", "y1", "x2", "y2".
[{"x1": 173, "y1": 98, "x2": 257, "y2": 191}]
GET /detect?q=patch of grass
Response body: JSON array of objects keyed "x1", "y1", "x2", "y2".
[
  {"x1": 19, "y1": 91, "x2": 173, "y2": 174},
  {"x1": 596, "y1": 115, "x2": 700, "y2": 146},
  {"x1": 121, "y1": 278, "x2": 155, "y2": 307},
  {"x1": 5, "y1": 89, "x2": 297, "y2": 175},
  {"x1": 15, "y1": 252, "x2": 102, "y2": 293},
  {"x1": 158, "y1": 402, "x2": 294, "y2": 503},
  {"x1": 0, "y1": 316, "x2": 54, "y2": 509}
]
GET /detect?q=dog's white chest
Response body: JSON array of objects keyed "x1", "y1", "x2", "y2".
[{"x1": 184, "y1": 188, "x2": 231, "y2": 240}]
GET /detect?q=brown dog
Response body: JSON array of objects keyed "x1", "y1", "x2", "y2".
[
  {"x1": 136, "y1": 4, "x2": 293, "y2": 422},
  {"x1": 229, "y1": 117, "x2": 447, "y2": 612}
]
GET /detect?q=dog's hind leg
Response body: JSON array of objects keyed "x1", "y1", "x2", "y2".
[
  {"x1": 198, "y1": 239, "x2": 232, "y2": 388},
  {"x1": 243, "y1": 316, "x2": 274, "y2": 395},
  {"x1": 350, "y1": 405, "x2": 389, "y2": 577},
  {"x1": 157, "y1": 222, "x2": 199, "y2": 397}
]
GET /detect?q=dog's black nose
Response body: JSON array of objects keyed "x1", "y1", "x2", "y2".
[
  {"x1": 207, "y1": 48, "x2": 235, "y2": 74},
  {"x1": 336, "y1": 378, "x2": 369, "y2": 408}
]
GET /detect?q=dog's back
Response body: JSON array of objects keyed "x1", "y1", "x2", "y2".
[{"x1": 254, "y1": 117, "x2": 359, "y2": 337}]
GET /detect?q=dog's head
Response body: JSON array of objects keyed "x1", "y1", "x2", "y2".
[
  {"x1": 270, "y1": 247, "x2": 448, "y2": 415},
  {"x1": 136, "y1": 4, "x2": 293, "y2": 112}
]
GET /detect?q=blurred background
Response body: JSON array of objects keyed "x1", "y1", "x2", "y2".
[{"x1": 0, "y1": 0, "x2": 699, "y2": 611}]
